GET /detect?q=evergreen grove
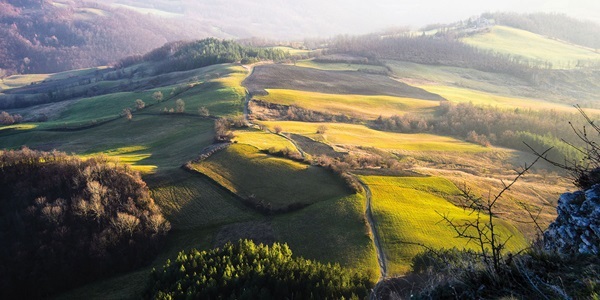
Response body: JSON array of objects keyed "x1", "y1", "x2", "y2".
[{"x1": 144, "y1": 240, "x2": 372, "y2": 299}]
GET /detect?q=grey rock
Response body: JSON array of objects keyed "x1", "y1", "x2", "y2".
[{"x1": 544, "y1": 184, "x2": 600, "y2": 255}]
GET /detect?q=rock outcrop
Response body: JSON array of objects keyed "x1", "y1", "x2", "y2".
[{"x1": 544, "y1": 184, "x2": 600, "y2": 255}]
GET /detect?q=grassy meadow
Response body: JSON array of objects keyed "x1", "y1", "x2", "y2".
[
  {"x1": 361, "y1": 175, "x2": 528, "y2": 275},
  {"x1": 273, "y1": 193, "x2": 380, "y2": 281},
  {"x1": 188, "y1": 143, "x2": 351, "y2": 210},
  {"x1": 463, "y1": 26, "x2": 600, "y2": 69},
  {"x1": 259, "y1": 121, "x2": 489, "y2": 152},
  {"x1": 255, "y1": 89, "x2": 439, "y2": 119}
]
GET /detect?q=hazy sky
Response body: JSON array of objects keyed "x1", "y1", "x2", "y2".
[
  {"x1": 110, "y1": 0, "x2": 600, "y2": 39},
  {"x1": 346, "y1": 0, "x2": 600, "y2": 28}
]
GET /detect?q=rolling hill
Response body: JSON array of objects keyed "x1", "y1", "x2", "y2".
[{"x1": 0, "y1": 14, "x2": 595, "y2": 298}]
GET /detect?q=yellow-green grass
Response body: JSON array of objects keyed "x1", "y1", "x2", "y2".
[
  {"x1": 151, "y1": 170, "x2": 259, "y2": 229},
  {"x1": 149, "y1": 65, "x2": 247, "y2": 117},
  {"x1": 79, "y1": 146, "x2": 156, "y2": 174},
  {"x1": 0, "y1": 67, "x2": 106, "y2": 90},
  {"x1": 273, "y1": 193, "x2": 380, "y2": 281},
  {"x1": 271, "y1": 46, "x2": 314, "y2": 56},
  {"x1": 233, "y1": 129, "x2": 299, "y2": 153},
  {"x1": 0, "y1": 124, "x2": 37, "y2": 131},
  {"x1": 361, "y1": 175, "x2": 528, "y2": 275},
  {"x1": 295, "y1": 59, "x2": 389, "y2": 73},
  {"x1": 0, "y1": 74, "x2": 50, "y2": 90},
  {"x1": 44, "y1": 89, "x2": 170, "y2": 127},
  {"x1": 0, "y1": 115, "x2": 216, "y2": 174},
  {"x1": 462, "y1": 26, "x2": 600, "y2": 69},
  {"x1": 259, "y1": 121, "x2": 488, "y2": 152},
  {"x1": 255, "y1": 89, "x2": 439, "y2": 119},
  {"x1": 189, "y1": 143, "x2": 351, "y2": 210},
  {"x1": 416, "y1": 84, "x2": 587, "y2": 113}
]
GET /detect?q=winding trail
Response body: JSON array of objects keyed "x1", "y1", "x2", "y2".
[
  {"x1": 357, "y1": 178, "x2": 388, "y2": 280},
  {"x1": 241, "y1": 62, "x2": 387, "y2": 281}
]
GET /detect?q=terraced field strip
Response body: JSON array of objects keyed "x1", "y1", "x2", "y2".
[
  {"x1": 360, "y1": 175, "x2": 527, "y2": 276},
  {"x1": 255, "y1": 89, "x2": 439, "y2": 119},
  {"x1": 259, "y1": 121, "x2": 489, "y2": 152}
]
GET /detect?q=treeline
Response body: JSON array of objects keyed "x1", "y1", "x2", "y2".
[
  {"x1": 0, "y1": 110, "x2": 22, "y2": 125},
  {"x1": 0, "y1": 0, "x2": 213, "y2": 75},
  {"x1": 117, "y1": 38, "x2": 289, "y2": 74},
  {"x1": 144, "y1": 240, "x2": 372, "y2": 299},
  {"x1": 372, "y1": 102, "x2": 584, "y2": 163},
  {"x1": 484, "y1": 12, "x2": 600, "y2": 50},
  {"x1": 327, "y1": 34, "x2": 544, "y2": 79},
  {"x1": 0, "y1": 149, "x2": 170, "y2": 298}
]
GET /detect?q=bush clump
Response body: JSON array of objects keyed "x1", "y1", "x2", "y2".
[
  {"x1": 144, "y1": 239, "x2": 372, "y2": 299},
  {"x1": 0, "y1": 148, "x2": 170, "y2": 298}
]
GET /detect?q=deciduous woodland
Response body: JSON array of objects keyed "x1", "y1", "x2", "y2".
[{"x1": 0, "y1": 149, "x2": 170, "y2": 298}]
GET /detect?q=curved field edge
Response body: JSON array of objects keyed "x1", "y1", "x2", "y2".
[
  {"x1": 462, "y1": 25, "x2": 600, "y2": 69},
  {"x1": 254, "y1": 88, "x2": 439, "y2": 119},
  {"x1": 259, "y1": 121, "x2": 489, "y2": 153},
  {"x1": 360, "y1": 175, "x2": 528, "y2": 276},
  {"x1": 187, "y1": 143, "x2": 352, "y2": 210},
  {"x1": 272, "y1": 193, "x2": 380, "y2": 282}
]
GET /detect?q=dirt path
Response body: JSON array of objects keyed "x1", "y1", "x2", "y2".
[
  {"x1": 357, "y1": 178, "x2": 388, "y2": 280},
  {"x1": 242, "y1": 64, "x2": 256, "y2": 126}
]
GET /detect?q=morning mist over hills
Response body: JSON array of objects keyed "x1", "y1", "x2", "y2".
[{"x1": 1, "y1": 0, "x2": 600, "y2": 299}]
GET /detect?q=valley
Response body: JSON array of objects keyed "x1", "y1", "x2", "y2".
[{"x1": 0, "y1": 12, "x2": 598, "y2": 299}]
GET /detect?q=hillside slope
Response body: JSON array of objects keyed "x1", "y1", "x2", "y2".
[{"x1": 0, "y1": 0, "x2": 218, "y2": 74}]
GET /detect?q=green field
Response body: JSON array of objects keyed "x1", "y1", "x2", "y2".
[
  {"x1": 273, "y1": 193, "x2": 380, "y2": 281},
  {"x1": 255, "y1": 89, "x2": 439, "y2": 119},
  {"x1": 271, "y1": 46, "x2": 314, "y2": 56},
  {"x1": 189, "y1": 143, "x2": 351, "y2": 210},
  {"x1": 463, "y1": 26, "x2": 600, "y2": 69},
  {"x1": 0, "y1": 114, "x2": 216, "y2": 173},
  {"x1": 260, "y1": 121, "x2": 489, "y2": 152},
  {"x1": 0, "y1": 67, "x2": 106, "y2": 90},
  {"x1": 233, "y1": 129, "x2": 300, "y2": 152},
  {"x1": 361, "y1": 175, "x2": 528, "y2": 275},
  {"x1": 417, "y1": 84, "x2": 585, "y2": 112}
]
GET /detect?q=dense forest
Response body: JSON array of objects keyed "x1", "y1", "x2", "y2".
[
  {"x1": 144, "y1": 240, "x2": 372, "y2": 299},
  {"x1": 119, "y1": 38, "x2": 289, "y2": 74},
  {"x1": 0, "y1": 0, "x2": 215, "y2": 75},
  {"x1": 0, "y1": 149, "x2": 170, "y2": 298}
]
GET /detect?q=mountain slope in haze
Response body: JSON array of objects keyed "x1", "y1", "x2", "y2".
[
  {"x1": 484, "y1": 12, "x2": 600, "y2": 50},
  {"x1": 0, "y1": 0, "x2": 221, "y2": 75}
]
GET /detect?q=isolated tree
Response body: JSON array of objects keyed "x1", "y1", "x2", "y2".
[
  {"x1": 274, "y1": 125, "x2": 283, "y2": 134},
  {"x1": 152, "y1": 91, "x2": 163, "y2": 103},
  {"x1": 175, "y1": 99, "x2": 185, "y2": 113},
  {"x1": 135, "y1": 99, "x2": 145, "y2": 110},
  {"x1": 122, "y1": 108, "x2": 132, "y2": 121},
  {"x1": 198, "y1": 106, "x2": 210, "y2": 117},
  {"x1": 317, "y1": 124, "x2": 328, "y2": 134}
]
